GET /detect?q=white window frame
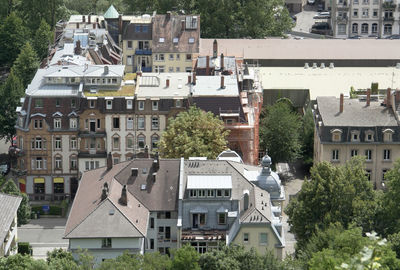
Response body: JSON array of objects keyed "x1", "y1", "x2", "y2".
[
  {"x1": 152, "y1": 101, "x2": 158, "y2": 111},
  {"x1": 332, "y1": 149, "x2": 339, "y2": 161},
  {"x1": 383, "y1": 149, "x2": 391, "y2": 161},
  {"x1": 365, "y1": 149, "x2": 372, "y2": 161},
  {"x1": 54, "y1": 118, "x2": 61, "y2": 129},
  {"x1": 126, "y1": 100, "x2": 133, "y2": 109},
  {"x1": 70, "y1": 118, "x2": 77, "y2": 129},
  {"x1": 259, "y1": 233, "x2": 268, "y2": 245},
  {"x1": 138, "y1": 101, "x2": 145, "y2": 110},
  {"x1": 106, "y1": 100, "x2": 113, "y2": 110}
]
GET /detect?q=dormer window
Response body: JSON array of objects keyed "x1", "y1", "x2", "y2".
[
  {"x1": 351, "y1": 130, "x2": 360, "y2": 142},
  {"x1": 106, "y1": 99, "x2": 113, "y2": 110},
  {"x1": 54, "y1": 118, "x2": 61, "y2": 129},
  {"x1": 383, "y1": 129, "x2": 394, "y2": 142},
  {"x1": 365, "y1": 130, "x2": 374, "y2": 142},
  {"x1": 331, "y1": 129, "x2": 343, "y2": 142},
  {"x1": 159, "y1": 37, "x2": 165, "y2": 43},
  {"x1": 173, "y1": 37, "x2": 179, "y2": 43},
  {"x1": 189, "y1": 38, "x2": 195, "y2": 44}
]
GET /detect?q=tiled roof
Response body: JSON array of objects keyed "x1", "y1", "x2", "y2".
[{"x1": 0, "y1": 193, "x2": 22, "y2": 243}]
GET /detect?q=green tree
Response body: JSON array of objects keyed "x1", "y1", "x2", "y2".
[
  {"x1": 171, "y1": 244, "x2": 200, "y2": 270},
  {"x1": 76, "y1": 248, "x2": 94, "y2": 270},
  {"x1": 11, "y1": 42, "x2": 39, "y2": 88},
  {"x1": 33, "y1": 20, "x2": 53, "y2": 60},
  {"x1": 0, "y1": 72, "x2": 24, "y2": 141},
  {"x1": 300, "y1": 108, "x2": 314, "y2": 168},
  {"x1": 0, "y1": 254, "x2": 48, "y2": 270},
  {"x1": 0, "y1": 12, "x2": 29, "y2": 67},
  {"x1": 19, "y1": 0, "x2": 62, "y2": 30},
  {"x1": 285, "y1": 157, "x2": 378, "y2": 250},
  {"x1": 260, "y1": 100, "x2": 301, "y2": 163},
  {"x1": 381, "y1": 160, "x2": 400, "y2": 236},
  {"x1": 1, "y1": 178, "x2": 31, "y2": 225},
  {"x1": 159, "y1": 106, "x2": 229, "y2": 159}
]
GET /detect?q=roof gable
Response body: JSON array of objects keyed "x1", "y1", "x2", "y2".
[{"x1": 104, "y1": 5, "x2": 119, "y2": 19}]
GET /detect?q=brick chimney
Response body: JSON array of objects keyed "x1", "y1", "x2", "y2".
[
  {"x1": 96, "y1": 17, "x2": 99, "y2": 23},
  {"x1": 188, "y1": 75, "x2": 191, "y2": 84},
  {"x1": 88, "y1": 14, "x2": 91, "y2": 23},
  {"x1": 340, "y1": 93, "x2": 344, "y2": 113},
  {"x1": 206, "y1": 55, "x2": 210, "y2": 75},
  {"x1": 93, "y1": 22, "x2": 96, "y2": 29},
  {"x1": 181, "y1": 20, "x2": 185, "y2": 32},
  {"x1": 76, "y1": 22, "x2": 80, "y2": 29},
  {"x1": 74, "y1": 40, "x2": 82, "y2": 55},
  {"x1": 107, "y1": 152, "x2": 112, "y2": 170},
  {"x1": 366, "y1": 88, "x2": 371, "y2": 106},
  {"x1": 82, "y1": 15, "x2": 85, "y2": 23},
  {"x1": 101, "y1": 182, "x2": 109, "y2": 201},
  {"x1": 220, "y1": 53, "x2": 224, "y2": 71},
  {"x1": 387, "y1": 88, "x2": 392, "y2": 108},
  {"x1": 166, "y1": 78, "x2": 170, "y2": 88},
  {"x1": 213, "y1": 39, "x2": 218, "y2": 58},
  {"x1": 131, "y1": 168, "x2": 138, "y2": 176},
  {"x1": 118, "y1": 185, "x2": 128, "y2": 206},
  {"x1": 152, "y1": 172, "x2": 157, "y2": 182},
  {"x1": 220, "y1": 76, "x2": 225, "y2": 89},
  {"x1": 193, "y1": 72, "x2": 196, "y2": 85},
  {"x1": 153, "y1": 152, "x2": 160, "y2": 172}
]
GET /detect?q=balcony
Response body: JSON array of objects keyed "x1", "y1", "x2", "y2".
[
  {"x1": 142, "y1": 66, "x2": 152, "y2": 72},
  {"x1": 78, "y1": 131, "x2": 106, "y2": 138},
  {"x1": 337, "y1": 1, "x2": 349, "y2": 10},
  {"x1": 135, "y1": 48, "x2": 152, "y2": 55},
  {"x1": 10, "y1": 168, "x2": 27, "y2": 176},
  {"x1": 336, "y1": 16, "x2": 348, "y2": 22},
  {"x1": 382, "y1": 1, "x2": 396, "y2": 9},
  {"x1": 384, "y1": 16, "x2": 395, "y2": 21},
  {"x1": 78, "y1": 150, "x2": 107, "y2": 158}
]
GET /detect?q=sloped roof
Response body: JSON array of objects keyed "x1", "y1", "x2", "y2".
[
  {"x1": 0, "y1": 193, "x2": 22, "y2": 242},
  {"x1": 104, "y1": 5, "x2": 119, "y2": 19}
]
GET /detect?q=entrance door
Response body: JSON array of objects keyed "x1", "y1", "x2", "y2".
[{"x1": 90, "y1": 121, "x2": 96, "y2": 132}]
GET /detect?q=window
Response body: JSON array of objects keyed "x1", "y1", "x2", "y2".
[
  {"x1": 165, "y1": 212, "x2": 171, "y2": 219},
  {"x1": 353, "y1": 9, "x2": 358, "y2": 17},
  {"x1": 53, "y1": 179, "x2": 64, "y2": 194},
  {"x1": 192, "y1": 213, "x2": 206, "y2": 228},
  {"x1": 152, "y1": 101, "x2": 158, "y2": 111},
  {"x1": 354, "y1": 0, "x2": 359, "y2": 3},
  {"x1": 186, "y1": 54, "x2": 192, "y2": 61},
  {"x1": 85, "y1": 161, "x2": 99, "y2": 171},
  {"x1": 113, "y1": 136, "x2": 120, "y2": 150},
  {"x1": 135, "y1": 25, "x2": 141, "y2": 32},
  {"x1": 362, "y1": 8, "x2": 369, "y2": 17},
  {"x1": 70, "y1": 156, "x2": 77, "y2": 170},
  {"x1": 55, "y1": 156, "x2": 62, "y2": 169},
  {"x1": 216, "y1": 189, "x2": 222, "y2": 197},
  {"x1": 150, "y1": 239, "x2": 154, "y2": 249},
  {"x1": 351, "y1": 131, "x2": 360, "y2": 141},
  {"x1": 35, "y1": 99, "x2": 43, "y2": 108},
  {"x1": 338, "y1": 24, "x2": 346, "y2": 35},
  {"x1": 361, "y1": 23, "x2": 368, "y2": 34},
  {"x1": 373, "y1": 9, "x2": 378, "y2": 17},
  {"x1": 383, "y1": 130, "x2": 393, "y2": 142},
  {"x1": 34, "y1": 119, "x2": 43, "y2": 129},
  {"x1": 138, "y1": 101, "x2": 145, "y2": 110},
  {"x1": 127, "y1": 41, "x2": 132, "y2": 49},
  {"x1": 176, "y1": 54, "x2": 180, "y2": 60},
  {"x1": 54, "y1": 118, "x2": 61, "y2": 129},
  {"x1": 138, "y1": 135, "x2": 145, "y2": 149},
  {"x1": 352, "y1": 23, "x2": 358, "y2": 33},
  {"x1": 351, "y1": 149, "x2": 358, "y2": 157},
  {"x1": 56, "y1": 99, "x2": 60, "y2": 107},
  {"x1": 138, "y1": 116, "x2": 145, "y2": 130},
  {"x1": 332, "y1": 130, "x2": 342, "y2": 142},
  {"x1": 365, "y1": 149, "x2": 372, "y2": 161},
  {"x1": 198, "y1": 190, "x2": 206, "y2": 197},
  {"x1": 113, "y1": 158, "x2": 119, "y2": 164},
  {"x1": 366, "y1": 170, "x2": 371, "y2": 181},
  {"x1": 218, "y1": 213, "x2": 227, "y2": 225},
  {"x1": 106, "y1": 100, "x2": 112, "y2": 110},
  {"x1": 155, "y1": 54, "x2": 165, "y2": 61},
  {"x1": 159, "y1": 37, "x2": 165, "y2": 43},
  {"x1": 332, "y1": 149, "x2": 339, "y2": 161},
  {"x1": 165, "y1": 227, "x2": 171, "y2": 239},
  {"x1": 55, "y1": 137, "x2": 62, "y2": 150},
  {"x1": 70, "y1": 118, "x2": 77, "y2": 129},
  {"x1": 127, "y1": 55, "x2": 133, "y2": 65},
  {"x1": 151, "y1": 136, "x2": 159, "y2": 149},
  {"x1": 102, "y1": 238, "x2": 112, "y2": 248},
  {"x1": 127, "y1": 117, "x2": 134, "y2": 130},
  {"x1": 259, "y1": 233, "x2": 268, "y2": 245},
  {"x1": 372, "y1": 23, "x2": 378, "y2": 34},
  {"x1": 169, "y1": 67, "x2": 174, "y2": 72},
  {"x1": 150, "y1": 217, "x2": 154, "y2": 228},
  {"x1": 151, "y1": 116, "x2": 159, "y2": 130},
  {"x1": 243, "y1": 233, "x2": 249, "y2": 243},
  {"x1": 113, "y1": 117, "x2": 120, "y2": 129},
  {"x1": 384, "y1": 24, "x2": 392, "y2": 35},
  {"x1": 365, "y1": 132, "x2": 374, "y2": 142},
  {"x1": 127, "y1": 135, "x2": 134, "y2": 149},
  {"x1": 71, "y1": 99, "x2": 76, "y2": 108},
  {"x1": 175, "y1": 99, "x2": 182, "y2": 108},
  {"x1": 224, "y1": 189, "x2": 230, "y2": 197},
  {"x1": 382, "y1": 169, "x2": 388, "y2": 183},
  {"x1": 34, "y1": 179, "x2": 45, "y2": 194},
  {"x1": 126, "y1": 99, "x2": 133, "y2": 109},
  {"x1": 142, "y1": 25, "x2": 148, "y2": 32},
  {"x1": 154, "y1": 66, "x2": 165, "y2": 73},
  {"x1": 363, "y1": 0, "x2": 368, "y2": 3},
  {"x1": 189, "y1": 37, "x2": 195, "y2": 43},
  {"x1": 176, "y1": 67, "x2": 180, "y2": 72},
  {"x1": 383, "y1": 149, "x2": 391, "y2": 160},
  {"x1": 189, "y1": 190, "x2": 197, "y2": 197},
  {"x1": 138, "y1": 41, "x2": 150, "y2": 50},
  {"x1": 169, "y1": 54, "x2": 174, "y2": 60},
  {"x1": 207, "y1": 190, "x2": 214, "y2": 197},
  {"x1": 89, "y1": 100, "x2": 95, "y2": 108},
  {"x1": 173, "y1": 37, "x2": 179, "y2": 43}
]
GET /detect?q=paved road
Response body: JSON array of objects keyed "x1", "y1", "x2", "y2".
[{"x1": 19, "y1": 218, "x2": 68, "y2": 260}]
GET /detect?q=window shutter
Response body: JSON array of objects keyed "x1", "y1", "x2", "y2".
[
  {"x1": 43, "y1": 139, "x2": 47, "y2": 150},
  {"x1": 44, "y1": 159, "x2": 47, "y2": 169},
  {"x1": 31, "y1": 159, "x2": 35, "y2": 170}
]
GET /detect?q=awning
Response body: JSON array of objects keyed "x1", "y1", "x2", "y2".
[
  {"x1": 53, "y1": 177, "x2": 64, "y2": 183},
  {"x1": 18, "y1": 179, "x2": 26, "y2": 184},
  {"x1": 190, "y1": 206, "x2": 208, "y2": 213},
  {"x1": 34, "y1": 178, "x2": 45, "y2": 184}
]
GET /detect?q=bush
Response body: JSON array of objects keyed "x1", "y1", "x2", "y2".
[
  {"x1": 31, "y1": 205, "x2": 62, "y2": 216},
  {"x1": 18, "y1": 242, "x2": 32, "y2": 255}
]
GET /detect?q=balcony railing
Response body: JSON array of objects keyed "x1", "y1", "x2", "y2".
[
  {"x1": 384, "y1": 16, "x2": 395, "y2": 21},
  {"x1": 78, "y1": 151, "x2": 107, "y2": 158},
  {"x1": 28, "y1": 193, "x2": 69, "y2": 201},
  {"x1": 382, "y1": 1, "x2": 396, "y2": 9},
  {"x1": 337, "y1": 16, "x2": 348, "y2": 22},
  {"x1": 78, "y1": 131, "x2": 106, "y2": 137},
  {"x1": 135, "y1": 48, "x2": 152, "y2": 55}
]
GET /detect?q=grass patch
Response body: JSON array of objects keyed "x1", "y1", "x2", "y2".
[{"x1": 84, "y1": 84, "x2": 135, "y2": 97}]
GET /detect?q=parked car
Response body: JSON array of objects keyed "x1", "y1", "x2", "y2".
[
  {"x1": 308, "y1": 0, "x2": 315, "y2": 4},
  {"x1": 317, "y1": 4, "x2": 324, "y2": 11},
  {"x1": 348, "y1": 35, "x2": 361, "y2": 39},
  {"x1": 311, "y1": 22, "x2": 331, "y2": 35},
  {"x1": 385, "y1": 34, "x2": 400, "y2": 39},
  {"x1": 313, "y1": 12, "x2": 330, "y2": 19}
]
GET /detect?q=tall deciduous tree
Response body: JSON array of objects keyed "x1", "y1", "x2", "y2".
[
  {"x1": 11, "y1": 42, "x2": 39, "y2": 88},
  {"x1": 260, "y1": 100, "x2": 301, "y2": 163},
  {"x1": 0, "y1": 12, "x2": 29, "y2": 67},
  {"x1": 33, "y1": 20, "x2": 53, "y2": 60},
  {"x1": 159, "y1": 106, "x2": 229, "y2": 159},
  {"x1": 285, "y1": 157, "x2": 378, "y2": 250},
  {"x1": 171, "y1": 244, "x2": 200, "y2": 270},
  {"x1": 0, "y1": 72, "x2": 24, "y2": 141},
  {"x1": 19, "y1": 0, "x2": 62, "y2": 30},
  {"x1": 300, "y1": 108, "x2": 315, "y2": 168}
]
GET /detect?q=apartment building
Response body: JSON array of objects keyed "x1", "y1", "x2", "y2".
[
  {"x1": 152, "y1": 14, "x2": 200, "y2": 73},
  {"x1": 0, "y1": 193, "x2": 22, "y2": 257},
  {"x1": 331, "y1": 0, "x2": 400, "y2": 38},
  {"x1": 65, "y1": 153, "x2": 285, "y2": 263},
  {"x1": 313, "y1": 89, "x2": 400, "y2": 188}
]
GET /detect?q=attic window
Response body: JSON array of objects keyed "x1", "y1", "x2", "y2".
[
  {"x1": 159, "y1": 37, "x2": 165, "y2": 43},
  {"x1": 188, "y1": 38, "x2": 195, "y2": 43},
  {"x1": 173, "y1": 37, "x2": 179, "y2": 43}
]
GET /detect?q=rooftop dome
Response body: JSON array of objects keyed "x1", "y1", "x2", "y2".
[
  {"x1": 104, "y1": 5, "x2": 119, "y2": 19},
  {"x1": 257, "y1": 152, "x2": 282, "y2": 199}
]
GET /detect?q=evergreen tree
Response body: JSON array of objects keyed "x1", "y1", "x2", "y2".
[
  {"x1": 11, "y1": 42, "x2": 39, "y2": 88},
  {"x1": 33, "y1": 20, "x2": 53, "y2": 60}
]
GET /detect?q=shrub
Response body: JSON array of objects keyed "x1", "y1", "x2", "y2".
[{"x1": 18, "y1": 242, "x2": 32, "y2": 255}]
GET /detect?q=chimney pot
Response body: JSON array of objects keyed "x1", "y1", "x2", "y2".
[
  {"x1": 88, "y1": 14, "x2": 91, "y2": 23},
  {"x1": 220, "y1": 76, "x2": 225, "y2": 89},
  {"x1": 107, "y1": 152, "x2": 112, "y2": 170},
  {"x1": 188, "y1": 75, "x2": 191, "y2": 84},
  {"x1": 181, "y1": 20, "x2": 185, "y2": 32},
  {"x1": 166, "y1": 78, "x2": 170, "y2": 88},
  {"x1": 213, "y1": 39, "x2": 218, "y2": 58},
  {"x1": 206, "y1": 55, "x2": 210, "y2": 75},
  {"x1": 339, "y1": 93, "x2": 344, "y2": 113},
  {"x1": 220, "y1": 53, "x2": 224, "y2": 71},
  {"x1": 96, "y1": 17, "x2": 99, "y2": 23},
  {"x1": 119, "y1": 185, "x2": 128, "y2": 206},
  {"x1": 76, "y1": 22, "x2": 80, "y2": 29},
  {"x1": 93, "y1": 22, "x2": 96, "y2": 29},
  {"x1": 366, "y1": 88, "x2": 371, "y2": 106}
]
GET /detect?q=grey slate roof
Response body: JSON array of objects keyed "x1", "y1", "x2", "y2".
[
  {"x1": 0, "y1": 193, "x2": 22, "y2": 243},
  {"x1": 123, "y1": 23, "x2": 152, "y2": 40}
]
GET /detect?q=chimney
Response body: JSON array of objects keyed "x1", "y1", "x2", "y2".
[
  {"x1": 118, "y1": 14, "x2": 122, "y2": 33},
  {"x1": 188, "y1": 75, "x2": 191, "y2": 84},
  {"x1": 88, "y1": 14, "x2": 91, "y2": 23},
  {"x1": 339, "y1": 93, "x2": 344, "y2": 113},
  {"x1": 74, "y1": 40, "x2": 82, "y2": 55},
  {"x1": 206, "y1": 55, "x2": 210, "y2": 75},
  {"x1": 213, "y1": 39, "x2": 218, "y2": 58},
  {"x1": 220, "y1": 76, "x2": 225, "y2": 89},
  {"x1": 166, "y1": 11, "x2": 171, "y2": 19},
  {"x1": 101, "y1": 182, "x2": 109, "y2": 201},
  {"x1": 82, "y1": 15, "x2": 85, "y2": 23},
  {"x1": 104, "y1": 66, "x2": 109, "y2": 74},
  {"x1": 144, "y1": 145, "x2": 149, "y2": 158},
  {"x1": 153, "y1": 152, "x2": 160, "y2": 172},
  {"x1": 192, "y1": 72, "x2": 196, "y2": 85},
  {"x1": 131, "y1": 168, "x2": 138, "y2": 176},
  {"x1": 366, "y1": 88, "x2": 371, "y2": 106},
  {"x1": 96, "y1": 17, "x2": 99, "y2": 23},
  {"x1": 387, "y1": 88, "x2": 392, "y2": 108},
  {"x1": 166, "y1": 78, "x2": 170, "y2": 88},
  {"x1": 76, "y1": 22, "x2": 80, "y2": 29},
  {"x1": 118, "y1": 185, "x2": 128, "y2": 206},
  {"x1": 93, "y1": 22, "x2": 96, "y2": 29},
  {"x1": 220, "y1": 53, "x2": 224, "y2": 71},
  {"x1": 152, "y1": 172, "x2": 157, "y2": 182},
  {"x1": 181, "y1": 20, "x2": 185, "y2": 32},
  {"x1": 57, "y1": 60, "x2": 62, "y2": 65},
  {"x1": 107, "y1": 152, "x2": 112, "y2": 170}
]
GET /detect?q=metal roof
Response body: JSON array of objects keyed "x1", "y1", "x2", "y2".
[
  {"x1": 0, "y1": 193, "x2": 22, "y2": 243},
  {"x1": 187, "y1": 175, "x2": 232, "y2": 189},
  {"x1": 104, "y1": 5, "x2": 119, "y2": 19}
]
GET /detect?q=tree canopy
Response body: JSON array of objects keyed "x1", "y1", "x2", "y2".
[
  {"x1": 159, "y1": 106, "x2": 229, "y2": 159},
  {"x1": 33, "y1": 19, "x2": 53, "y2": 60},
  {"x1": 11, "y1": 42, "x2": 39, "y2": 88}
]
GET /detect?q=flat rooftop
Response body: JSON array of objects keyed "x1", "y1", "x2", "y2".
[
  {"x1": 192, "y1": 75, "x2": 239, "y2": 97},
  {"x1": 257, "y1": 66, "x2": 400, "y2": 100},
  {"x1": 136, "y1": 73, "x2": 191, "y2": 98}
]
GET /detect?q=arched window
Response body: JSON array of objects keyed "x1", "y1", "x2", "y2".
[
  {"x1": 361, "y1": 23, "x2": 368, "y2": 34},
  {"x1": 384, "y1": 24, "x2": 392, "y2": 35},
  {"x1": 352, "y1": 23, "x2": 358, "y2": 34},
  {"x1": 371, "y1": 23, "x2": 378, "y2": 34}
]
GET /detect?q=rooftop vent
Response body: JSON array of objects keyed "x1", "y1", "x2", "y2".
[
  {"x1": 312, "y1": 63, "x2": 317, "y2": 69},
  {"x1": 109, "y1": 209, "x2": 115, "y2": 215},
  {"x1": 131, "y1": 168, "x2": 138, "y2": 176},
  {"x1": 320, "y1": 63, "x2": 325, "y2": 69},
  {"x1": 329, "y1": 62, "x2": 334, "y2": 69},
  {"x1": 304, "y1": 63, "x2": 309, "y2": 69},
  {"x1": 142, "y1": 168, "x2": 148, "y2": 174}
]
